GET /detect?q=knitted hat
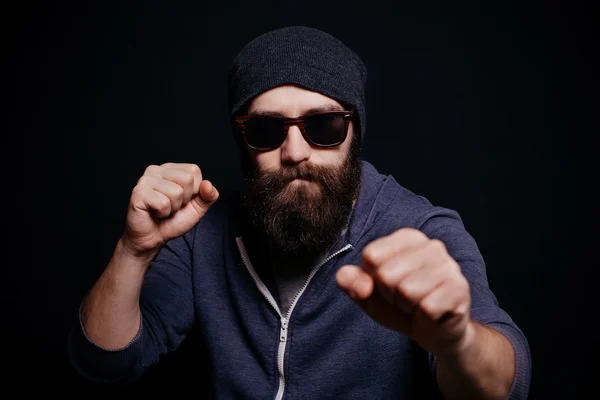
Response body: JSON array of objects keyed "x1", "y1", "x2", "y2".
[{"x1": 227, "y1": 26, "x2": 368, "y2": 140}]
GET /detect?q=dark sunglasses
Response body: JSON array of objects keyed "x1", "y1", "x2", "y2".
[{"x1": 234, "y1": 110, "x2": 354, "y2": 151}]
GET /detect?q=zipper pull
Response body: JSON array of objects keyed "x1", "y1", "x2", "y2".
[{"x1": 280, "y1": 317, "x2": 288, "y2": 342}]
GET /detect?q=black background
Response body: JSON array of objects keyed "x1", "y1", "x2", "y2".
[{"x1": 10, "y1": 0, "x2": 596, "y2": 397}]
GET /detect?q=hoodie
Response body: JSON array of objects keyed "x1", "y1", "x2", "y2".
[{"x1": 68, "y1": 160, "x2": 531, "y2": 399}]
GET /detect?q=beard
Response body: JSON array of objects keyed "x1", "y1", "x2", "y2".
[{"x1": 242, "y1": 138, "x2": 362, "y2": 259}]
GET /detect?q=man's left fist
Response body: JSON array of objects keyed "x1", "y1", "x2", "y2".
[{"x1": 336, "y1": 227, "x2": 473, "y2": 356}]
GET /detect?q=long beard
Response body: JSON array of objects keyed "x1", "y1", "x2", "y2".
[{"x1": 243, "y1": 141, "x2": 362, "y2": 258}]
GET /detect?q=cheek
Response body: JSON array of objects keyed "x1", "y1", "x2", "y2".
[
  {"x1": 253, "y1": 149, "x2": 281, "y2": 171},
  {"x1": 315, "y1": 127, "x2": 354, "y2": 165},
  {"x1": 311, "y1": 147, "x2": 348, "y2": 167}
]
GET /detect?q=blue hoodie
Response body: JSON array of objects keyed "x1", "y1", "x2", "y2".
[{"x1": 68, "y1": 161, "x2": 531, "y2": 399}]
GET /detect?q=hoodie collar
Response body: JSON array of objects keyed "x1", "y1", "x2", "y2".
[{"x1": 343, "y1": 160, "x2": 401, "y2": 247}]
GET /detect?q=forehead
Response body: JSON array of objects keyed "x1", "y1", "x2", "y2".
[{"x1": 248, "y1": 85, "x2": 343, "y2": 114}]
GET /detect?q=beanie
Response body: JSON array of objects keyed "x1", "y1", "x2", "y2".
[{"x1": 227, "y1": 26, "x2": 368, "y2": 140}]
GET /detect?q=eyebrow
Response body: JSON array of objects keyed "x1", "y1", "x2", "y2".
[{"x1": 248, "y1": 104, "x2": 344, "y2": 118}]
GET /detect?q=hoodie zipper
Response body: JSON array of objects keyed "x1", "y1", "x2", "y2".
[{"x1": 236, "y1": 237, "x2": 353, "y2": 400}]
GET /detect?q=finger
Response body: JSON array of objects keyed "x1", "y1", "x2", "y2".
[
  {"x1": 138, "y1": 175, "x2": 185, "y2": 214},
  {"x1": 374, "y1": 239, "x2": 432, "y2": 288},
  {"x1": 131, "y1": 184, "x2": 172, "y2": 218},
  {"x1": 376, "y1": 238, "x2": 452, "y2": 286},
  {"x1": 372, "y1": 238, "x2": 441, "y2": 308},
  {"x1": 371, "y1": 246, "x2": 425, "y2": 308},
  {"x1": 160, "y1": 167, "x2": 195, "y2": 205},
  {"x1": 352, "y1": 278, "x2": 413, "y2": 334},
  {"x1": 393, "y1": 260, "x2": 452, "y2": 313},
  {"x1": 418, "y1": 275, "x2": 470, "y2": 323},
  {"x1": 336, "y1": 265, "x2": 374, "y2": 300},
  {"x1": 362, "y1": 228, "x2": 429, "y2": 273},
  {"x1": 161, "y1": 163, "x2": 203, "y2": 193},
  {"x1": 143, "y1": 164, "x2": 162, "y2": 178}
]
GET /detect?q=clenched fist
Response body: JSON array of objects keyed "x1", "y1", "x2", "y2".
[
  {"x1": 121, "y1": 162, "x2": 219, "y2": 257},
  {"x1": 336, "y1": 228, "x2": 472, "y2": 356}
]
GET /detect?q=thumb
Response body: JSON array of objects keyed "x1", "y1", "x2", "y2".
[
  {"x1": 189, "y1": 180, "x2": 219, "y2": 217},
  {"x1": 196, "y1": 180, "x2": 219, "y2": 206},
  {"x1": 336, "y1": 265, "x2": 374, "y2": 300},
  {"x1": 336, "y1": 265, "x2": 412, "y2": 333}
]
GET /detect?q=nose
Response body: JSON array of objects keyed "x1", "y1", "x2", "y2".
[{"x1": 280, "y1": 125, "x2": 310, "y2": 165}]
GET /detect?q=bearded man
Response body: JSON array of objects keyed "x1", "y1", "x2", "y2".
[{"x1": 69, "y1": 26, "x2": 531, "y2": 400}]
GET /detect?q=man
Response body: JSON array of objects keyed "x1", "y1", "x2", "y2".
[{"x1": 68, "y1": 26, "x2": 531, "y2": 399}]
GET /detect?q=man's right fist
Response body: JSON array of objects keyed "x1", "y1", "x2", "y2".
[{"x1": 121, "y1": 163, "x2": 219, "y2": 257}]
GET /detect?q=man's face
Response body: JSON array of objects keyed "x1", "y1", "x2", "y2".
[
  {"x1": 247, "y1": 85, "x2": 355, "y2": 177},
  {"x1": 242, "y1": 85, "x2": 362, "y2": 258}
]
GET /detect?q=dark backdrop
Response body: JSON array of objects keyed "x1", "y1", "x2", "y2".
[{"x1": 10, "y1": 1, "x2": 595, "y2": 398}]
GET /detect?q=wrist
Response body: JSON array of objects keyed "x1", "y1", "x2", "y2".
[
  {"x1": 113, "y1": 238, "x2": 158, "y2": 274},
  {"x1": 118, "y1": 237, "x2": 159, "y2": 264},
  {"x1": 435, "y1": 320, "x2": 478, "y2": 363}
]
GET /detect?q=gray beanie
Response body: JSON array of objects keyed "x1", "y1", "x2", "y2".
[{"x1": 227, "y1": 26, "x2": 368, "y2": 140}]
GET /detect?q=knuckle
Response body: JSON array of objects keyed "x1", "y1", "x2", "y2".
[
  {"x1": 390, "y1": 228, "x2": 412, "y2": 244},
  {"x1": 452, "y1": 261, "x2": 464, "y2": 276},
  {"x1": 455, "y1": 303, "x2": 468, "y2": 318},
  {"x1": 448, "y1": 259, "x2": 462, "y2": 274},
  {"x1": 396, "y1": 227, "x2": 425, "y2": 240},
  {"x1": 174, "y1": 185, "x2": 185, "y2": 199},
  {"x1": 144, "y1": 164, "x2": 160, "y2": 175},
  {"x1": 184, "y1": 172, "x2": 194, "y2": 186},
  {"x1": 419, "y1": 298, "x2": 436, "y2": 317},
  {"x1": 375, "y1": 266, "x2": 391, "y2": 284},
  {"x1": 457, "y1": 275, "x2": 470, "y2": 292},
  {"x1": 362, "y1": 243, "x2": 379, "y2": 264},
  {"x1": 400, "y1": 227, "x2": 418, "y2": 235},
  {"x1": 136, "y1": 175, "x2": 150, "y2": 186},
  {"x1": 190, "y1": 164, "x2": 201, "y2": 175},
  {"x1": 396, "y1": 280, "x2": 414, "y2": 299},
  {"x1": 131, "y1": 184, "x2": 143, "y2": 198},
  {"x1": 428, "y1": 239, "x2": 447, "y2": 257},
  {"x1": 158, "y1": 197, "x2": 170, "y2": 210}
]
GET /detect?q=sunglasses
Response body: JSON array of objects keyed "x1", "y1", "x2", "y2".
[{"x1": 234, "y1": 110, "x2": 355, "y2": 151}]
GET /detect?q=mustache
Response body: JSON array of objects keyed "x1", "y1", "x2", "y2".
[{"x1": 259, "y1": 163, "x2": 332, "y2": 185}]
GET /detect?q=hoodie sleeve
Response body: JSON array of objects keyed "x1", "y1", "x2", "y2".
[
  {"x1": 68, "y1": 231, "x2": 196, "y2": 384},
  {"x1": 418, "y1": 207, "x2": 532, "y2": 400}
]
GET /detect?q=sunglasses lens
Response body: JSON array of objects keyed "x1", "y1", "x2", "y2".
[
  {"x1": 304, "y1": 114, "x2": 347, "y2": 146},
  {"x1": 244, "y1": 118, "x2": 285, "y2": 150}
]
